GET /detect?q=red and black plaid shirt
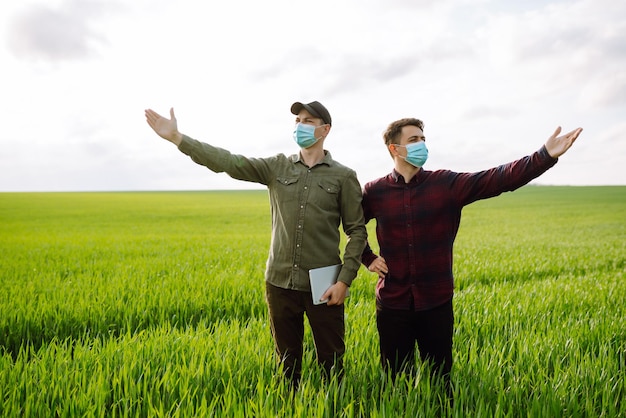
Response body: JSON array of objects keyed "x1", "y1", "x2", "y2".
[{"x1": 362, "y1": 146, "x2": 557, "y2": 311}]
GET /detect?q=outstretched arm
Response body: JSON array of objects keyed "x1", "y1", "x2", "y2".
[
  {"x1": 145, "y1": 107, "x2": 184, "y2": 146},
  {"x1": 544, "y1": 126, "x2": 583, "y2": 158}
]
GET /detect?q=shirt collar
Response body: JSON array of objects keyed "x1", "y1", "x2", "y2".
[
  {"x1": 291, "y1": 150, "x2": 333, "y2": 166},
  {"x1": 391, "y1": 167, "x2": 423, "y2": 184}
]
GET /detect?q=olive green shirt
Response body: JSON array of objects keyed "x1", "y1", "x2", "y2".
[{"x1": 178, "y1": 135, "x2": 367, "y2": 291}]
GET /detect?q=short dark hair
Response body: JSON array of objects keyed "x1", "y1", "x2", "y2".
[{"x1": 383, "y1": 118, "x2": 424, "y2": 146}]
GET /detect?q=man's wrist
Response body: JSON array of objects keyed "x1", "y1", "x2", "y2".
[{"x1": 172, "y1": 132, "x2": 183, "y2": 146}]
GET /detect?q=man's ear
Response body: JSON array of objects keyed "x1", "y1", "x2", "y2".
[{"x1": 322, "y1": 124, "x2": 331, "y2": 138}]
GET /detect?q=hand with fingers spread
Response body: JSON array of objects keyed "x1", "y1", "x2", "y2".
[
  {"x1": 145, "y1": 107, "x2": 183, "y2": 146},
  {"x1": 544, "y1": 126, "x2": 583, "y2": 158}
]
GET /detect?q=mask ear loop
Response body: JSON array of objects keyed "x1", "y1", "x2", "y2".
[
  {"x1": 390, "y1": 143, "x2": 403, "y2": 157},
  {"x1": 317, "y1": 124, "x2": 330, "y2": 141}
]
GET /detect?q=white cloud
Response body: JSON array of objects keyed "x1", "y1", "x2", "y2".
[{"x1": 5, "y1": 0, "x2": 122, "y2": 62}]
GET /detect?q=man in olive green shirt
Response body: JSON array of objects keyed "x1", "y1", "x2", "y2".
[{"x1": 145, "y1": 101, "x2": 367, "y2": 387}]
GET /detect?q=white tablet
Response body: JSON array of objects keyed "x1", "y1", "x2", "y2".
[{"x1": 309, "y1": 264, "x2": 348, "y2": 305}]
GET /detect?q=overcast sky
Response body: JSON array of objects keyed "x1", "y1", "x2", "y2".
[{"x1": 1, "y1": 0, "x2": 624, "y2": 192}]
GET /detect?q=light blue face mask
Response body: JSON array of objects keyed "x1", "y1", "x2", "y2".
[
  {"x1": 293, "y1": 123, "x2": 321, "y2": 148},
  {"x1": 396, "y1": 141, "x2": 428, "y2": 167}
]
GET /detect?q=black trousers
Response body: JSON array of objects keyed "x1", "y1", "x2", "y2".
[
  {"x1": 376, "y1": 298, "x2": 454, "y2": 395},
  {"x1": 265, "y1": 282, "x2": 345, "y2": 387}
]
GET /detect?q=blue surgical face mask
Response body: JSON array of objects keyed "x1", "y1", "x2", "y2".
[
  {"x1": 396, "y1": 141, "x2": 428, "y2": 167},
  {"x1": 293, "y1": 123, "x2": 322, "y2": 148}
]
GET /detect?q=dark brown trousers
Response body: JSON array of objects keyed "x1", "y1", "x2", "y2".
[{"x1": 265, "y1": 282, "x2": 345, "y2": 387}]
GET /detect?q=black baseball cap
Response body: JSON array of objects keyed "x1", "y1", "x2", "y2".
[{"x1": 290, "y1": 101, "x2": 332, "y2": 126}]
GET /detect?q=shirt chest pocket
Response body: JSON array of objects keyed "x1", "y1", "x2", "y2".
[
  {"x1": 277, "y1": 176, "x2": 299, "y2": 186},
  {"x1": 274, "y1": 176, "x2": 300, "y2": 203},
  {"x1": 311, "y1": 179, "x2": 340, "y2": 211}
]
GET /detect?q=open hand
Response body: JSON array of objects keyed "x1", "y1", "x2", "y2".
[
  {"x1": 544, "y1": 126, "x2": 583, "y2": 158},
  {"x1": 145, "y1": 107, "x2": 183, "y2": 146}
]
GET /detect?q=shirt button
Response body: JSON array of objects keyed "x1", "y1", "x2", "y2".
[{"x1": 304, "y1": 186, "x2": 308, "y2": 190}]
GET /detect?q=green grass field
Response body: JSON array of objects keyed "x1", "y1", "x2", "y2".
[{"x1": 1, "y1": 186, "x2": 624, "y2": 417}]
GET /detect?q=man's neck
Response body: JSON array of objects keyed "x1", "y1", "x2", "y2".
[{"x1": 300, "y1": 145, "x2": 326, "y2": 168}]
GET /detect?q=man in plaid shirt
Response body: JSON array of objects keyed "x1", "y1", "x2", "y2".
[{"x1": 361, "y1": 118, "x2": 583, "y2": 400}]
